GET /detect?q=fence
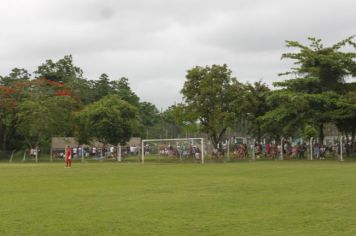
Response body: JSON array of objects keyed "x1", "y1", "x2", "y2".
[{"x1": 1, "y1": 136, "x2": 354, "y2": 163}]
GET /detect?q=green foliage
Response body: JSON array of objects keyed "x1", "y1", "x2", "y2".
[
  {"x1": 0, "y1": 55, "x2": 160, "y2": 151},
  {"x1": 332, "y1": 91, "x2": 356, "y2": 140},
  {"x1": 75, "y1": 95, "x2": 137, "y2": 145},
  {"x1": 156, "y1": 103, "x2": 199, "y2": 138},
  {"x1": 138, "y1": 102, "x2": 159, "y2": 127},
  {"x1": 0, "y1": 70, "x2": 80, "y2": 150},
  {"x1": 35, "y1": 55, "x2": 83, "y2": 83},
  {"x1": 302, "y1": 124, "x2": 318, "y2": 139},
  {"x1": 16, "y1": 96, "x2": 76, "y2": 148},
  {"x1": 0, "y1": 68, "x2": 31, "y2": 86},
  {"x1": 2, "y1": 38, "x2": 355, "y2": 152},
  {"x1": 273, "y1": 77, "x2": 322, "y2": 94},
  {"x1": 92, "y1": 75, "x2": 140, "y2": 106},
  {"x1": 280, "y1": 36, "x2": 356, "y2": 93},
  {"x1": 244, "y1": 81, "x2": 270, "y2": 141},
  {"x1": 261, "y1": 36, "x2": 356, "y2": 141},
  {"x1": 134, "y1": 102, "x2": 160, "y2": 138},
  {"x1": 181, "y1": 64, "x2": 245, "y2": 148},
  {"x1": 111, "y1": 77, "x2": 140, "y2": 106}
]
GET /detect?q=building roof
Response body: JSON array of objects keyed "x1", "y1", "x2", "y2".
[
  {"x1": 127, "y1": 137, "x2": 141, "y2": 146},
  {"x1": 51, "y1": 137, "x2": 141, "y2": 149},
  {"x1": 51, "y1": 137, "x2": 78, "y2": 149}
]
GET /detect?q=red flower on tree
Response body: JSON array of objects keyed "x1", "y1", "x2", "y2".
[
  {"x1": 55, "y1": 90, "x2": 72, "y2": 96},
  {"x1": 0, "y1": 85, "x2": 18, "y2": 111}
]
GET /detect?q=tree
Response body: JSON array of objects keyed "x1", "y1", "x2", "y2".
[
  {"x1": 75, "y1": 95, "x2": 137, "y2": 146},
  {"x1": 262, "y1": 36, "x2": 356, "y2": 142},
  {"x1": 91, "y1": 75, "x2": 140, "y2": 106},
  {"x1": 332, "y1": 91, "x2": 356, "y2": 152},
  {"x1": 259, "y1": 89, "x2": 338, "y2": 140},
  {"x1": 0, "y1": 68, "x2": 31, "y2": 86},
  {"x1": 34, "y1": 55, "x2": 95, "y2": 105},
  {"x1": 181, "y1": 64, "x2": 245, "y2": 148},
  {"x1": 138, "y1": 102, "x2": 159, "y2": 127},
  {"x1": 136, "y1": 102, "x2": 160, "y2": 138},
  {"x1": 111, "y1": 77, "x2": 140, "y2": 107},
  {"x1": 35, "y1": 55, "x2": 83, "y2": 83},
  {"x1": 152, "y1": 104, "x2": 197, "y2": 139},
  {"x1": 92, "y1": 73, "x2": 111, "y2": 101},
  {"x1": 16, "y1": 95, "x2": 76, "y2": 150},
  {"x1": 0, "y1": 71, "x2": 79, "y2": 152},
  {"x1": 95, "y1": 76, "x2": 148, "y2": 137},
  {"x1": 244, "y1": 81, "x2": 270, "y2": 142},
  {"x1": 280, "y1": 36, "x2": 356, "y2": 93},
  {"x1": 0, "y1": 55, "x2": 157, "y2": 154},
  {"x1": 0, "y1": 84, "x2": 18, "y2": 150}
]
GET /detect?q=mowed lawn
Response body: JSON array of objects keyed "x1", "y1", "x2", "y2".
[{"x1": 0, "y1": 161, "x2": 356, "y2": 235}]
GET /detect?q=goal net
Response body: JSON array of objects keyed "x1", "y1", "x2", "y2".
[{"x1": 141, "y1": 138, "x2": 205, "y2": 164}]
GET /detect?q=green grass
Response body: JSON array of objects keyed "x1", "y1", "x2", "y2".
[{"x1": 0, "y1": 161, "x2": 356, "y2": 235}]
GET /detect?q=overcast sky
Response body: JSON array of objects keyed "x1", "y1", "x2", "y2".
[{"x1": 1, "y1": 0, "x2": 355, "y2": 109}]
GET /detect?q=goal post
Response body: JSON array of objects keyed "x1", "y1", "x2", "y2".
[{"x1": 141, "y1": 138, "x2": 204, "y2": 164}]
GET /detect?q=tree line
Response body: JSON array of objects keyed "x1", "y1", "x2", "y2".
[{"x1": 0, "y1": 36, "x2": 355, "y2": 154}]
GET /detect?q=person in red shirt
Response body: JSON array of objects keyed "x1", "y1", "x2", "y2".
[
  {"x1": 65, "y1": 145, "x2": 72, "y2": 168},
  {"x1": 266, "y1": 143, "x2": 271, "y2": 156}
]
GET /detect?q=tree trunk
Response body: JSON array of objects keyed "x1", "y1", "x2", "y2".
[
  {"x1": 0, "y1": 119, "x2": 3, "y2": 150},
  {"x1": 257, "y1": 126, "x2": 261, "y2": 143},
  {"x1": 2, "y1": 132, "x2": 8, "y2": 151},
  {"x1": 351, "y1": 129, "x2": 355, "y2": 154},
  {"x1": 210, "y1": 128, "x2": 227, "y2": 150},
  {"x1": 210, "y1": 133, "x2": 218, "y2": 149},
  {"x1": 2, "y1": 135, "x2": 5, "y2": 151},
  {"x1": 318, "y1": 123, "x2": 324, "y2": 144}
]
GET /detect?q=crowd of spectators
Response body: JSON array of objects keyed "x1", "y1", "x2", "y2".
[
  {"x1": 251, "y1": 140, "x2": 354, "y2": 160},
  {"x1": 156, "y1": 143, "x2": 202, "y2": 160},
  {"x1": 53, "y1": 145, "x2": 140, "y2": 160}
]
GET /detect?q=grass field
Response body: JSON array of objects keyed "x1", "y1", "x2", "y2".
[{"x1": 1, "y1": 161, "x2": 356, "y2": 235}]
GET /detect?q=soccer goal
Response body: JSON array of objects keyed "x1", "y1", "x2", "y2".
[{"x1": 141, "y1": 138, "x2": 205, "y2": 164}]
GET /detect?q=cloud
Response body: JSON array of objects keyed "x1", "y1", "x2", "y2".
[{"x1": 0, "y1": 0, "x2": 355, "y2": 108}]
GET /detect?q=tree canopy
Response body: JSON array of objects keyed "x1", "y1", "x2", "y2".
[
  {"x1": 260, "y1": 36, "x2": 356, "y2": 142},
  {"x1": 0, "y1": 35, "x2": 355, "y2": 155},
  {"x1": 0, "y1": 55, "x2": 159, "y2": 152},
  {"x1": 75, "y1": 95, "x2": 137, "y2": 146},
  {"x1": 181, "y1": 64, "x2": 246, "y2": 148}
]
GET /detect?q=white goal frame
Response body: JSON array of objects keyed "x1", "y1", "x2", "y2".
[{"x1": 141, "y1": 138, "x2": 204, "y2": 164}]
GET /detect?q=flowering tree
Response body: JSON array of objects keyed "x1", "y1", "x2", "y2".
[{"x1": 0, "y1": 74, "x2": 78, "y2": 151}]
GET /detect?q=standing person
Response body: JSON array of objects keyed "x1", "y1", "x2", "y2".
[
  {"x1": 291, "y1": 144, "x2": 298, "y2": 158},
  {"x1": 313, "y1": 143, "x2": 320, "y2": 160},
  {"x1": 73, "y1": 146, "x2": 77, "y2": 159},
  {"x1": 298, "y1": 143, "x2": 305, "y2": 160},
  {"x1": 271, "y1": 143, "x2": 277, "y2": 159},
  {"x1": 65, "y1": 145, "x2": 72, "y2": 168},
  {"x1": 266, "y1": 143, "x2": 271, "y2": 157}
]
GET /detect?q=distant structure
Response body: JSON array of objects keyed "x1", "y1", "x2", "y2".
[{"x1": 51, "y1": 137, "x2": 141, "y2": 161}]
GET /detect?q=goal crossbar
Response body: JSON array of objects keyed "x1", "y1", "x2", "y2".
[{"x1": 141, "y1": 138, "x2": 204, "y2": 164}]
